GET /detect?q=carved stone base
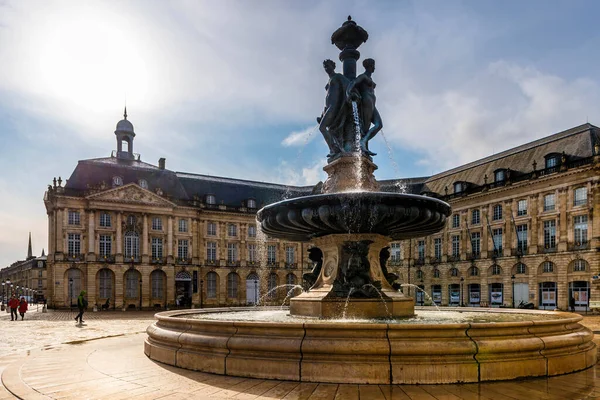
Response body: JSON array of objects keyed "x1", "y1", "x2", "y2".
[
  {"x1": 290, "y1": 234, "x2": 414, "y2": 319},
  {"x1": 322, "y1": 155, "x2": 379, "y2": 193}
]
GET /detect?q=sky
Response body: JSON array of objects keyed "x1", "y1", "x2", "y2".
[{"x1": 2, "y1": 0, "x2": 600, "y2": 267}]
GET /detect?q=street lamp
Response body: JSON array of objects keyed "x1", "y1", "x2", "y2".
[
  {"x1": 139, "y1": 278, "x2": 142, "y2": 310},
  {"x1": 511, "y1": 274, "x2": 516, "y2": 308},
  {"x1": 69, "y1": 278, "x2": 73, "y2": 309},
  {"x1": 1, "y1": 282, "x2": 4, "y2": 310},
  {"x1": 460, "y1": 277, "x2": 465, "y2": 307},
  {"x1": 200, "y1": 279, "x2": 204, "y2": 309}
]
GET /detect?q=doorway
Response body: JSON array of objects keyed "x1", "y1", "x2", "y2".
[
  {"x1": 175, "y1": 271, "x2": 192, "y2": 307},
  {"x1": 246, "y1": 273, "x2": 260, "y2": 305}
]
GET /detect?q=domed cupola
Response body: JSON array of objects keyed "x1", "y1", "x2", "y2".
[{"x1": 114, "y1": 107, "x2": 136, "y2": 160}]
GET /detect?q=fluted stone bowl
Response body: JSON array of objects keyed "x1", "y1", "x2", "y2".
[{"x1": 256, "y1": 192, "x2": 451, "y2": 241}]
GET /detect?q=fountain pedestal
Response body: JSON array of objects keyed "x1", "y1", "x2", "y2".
[
  {"x1": 290, "y1": 234, "x2": 414, "y2": 319},
  {"x1": 322, "y1": 155, "x2": 379, "y2": 193}
]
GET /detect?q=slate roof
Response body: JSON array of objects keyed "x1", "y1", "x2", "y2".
[{"x1": 423, "y1": 123, "x2": 599, "y2": 195}]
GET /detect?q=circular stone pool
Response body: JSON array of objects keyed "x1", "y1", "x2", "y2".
[{"x1": 145, "y1": 307, "x2": 597, "y2": 384}]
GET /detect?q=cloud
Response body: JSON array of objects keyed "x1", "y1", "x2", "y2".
[
  {"x1": 276, "y1": 159, "x2": 325, "y2": 187},
  {"x1": 282, "y1": 125, "x2": 319, "y2": 147}
]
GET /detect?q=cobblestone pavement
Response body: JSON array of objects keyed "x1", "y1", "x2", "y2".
[{"x1": 0, "y1": 311, "x2": 599, "y2": 399}]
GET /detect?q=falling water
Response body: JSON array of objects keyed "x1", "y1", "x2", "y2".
[
  {"x1": 351, "y1": 101, "x2": 364, "y2": 191},
  {"x1": 256, "y1": 284, "x2": 304, "y2": 306},
  {"x1": 280, "y1": 285, "x2": 304, "y2": 309},
  {"x1": 400, "y1": 283, "x2": 441, "y2": 311},
  {"x1": 341, "y1": 288, "x2": 355, "y2": 319},
  {"x1": 379, "y1": 130, "x2": 407, "y2": 193},
  {"x1": 362, "y1": 284, "x2": 392, "y2": 318}
]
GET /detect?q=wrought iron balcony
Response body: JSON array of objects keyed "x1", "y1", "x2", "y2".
[
  {"x1": 175, "y1": 258, "x2": 192, "y2": 265},
  {"x1": 285, "y1": 263, "x2": 297, "y2": 269},
  {"x1": 205, "y1": 259, "x2": 217, "y2": 266},
  {"x1": 569, "y1": 242, "x2": 590, "y2": 251},
  {"x1": 447, "y1": 255, "x2": 461, "y2": 262},
  {"x1": 151, "y1": 257, "x2": 166, "y2": 265},
  {"x1": 99, "y1": 255, "x2": 116, "y2": 263},
  {"x1": 67, "y1": 253, "x2": 85, "y2": 262},
  {"x1": 226, "y1": 260, "x2": 240, "y2": 267}
]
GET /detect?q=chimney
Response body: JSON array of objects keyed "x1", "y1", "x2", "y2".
[{"x1": 159, "y1": 158, "x2": 166, "y2": 170}]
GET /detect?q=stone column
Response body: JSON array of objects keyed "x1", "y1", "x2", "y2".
[
  {"x1": 529, "y1": 194, "x2": 539, "y2": 254},
  {"x1": 481, "y1": 207, "x2": 489, "y2": 259},
  {"x1": 167, "y1": 217, "x2": 173, "y2": 260},
  {"x1": 116, "y1": 213, "x2": 123, "y2": 261},
  {"x1": 504, "y1": 201, "x2": 512, "y2": 256},
  {"x1": 591, "y1": 182, "x2": 600, "y2": 251},
  {"x1": 192, "y1": 219, "x2": 199, "y2": 264},
  {"x1": 47, "y1": 212, "x2": 54, "y2": 257},
  {"x1": 56, "y1": 209, "x2": 64, "y2": 256},
  {"x1": 142, "y1": 214, "x2": 149, "y2": 263},
  {"x1": 558, "y1": 188, "x2": 568, "y2": 252},
  {"x1": 88, "y1": 210, "x2": 95, "y2": 255}
]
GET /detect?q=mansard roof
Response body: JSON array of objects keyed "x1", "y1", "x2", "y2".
[{"x1": 423, "y1": 123, "x2": 599, "y2": 196}]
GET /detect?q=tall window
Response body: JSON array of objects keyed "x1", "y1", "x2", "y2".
[
  {"x1": 470, "y1": 232, "x2": 481, "y2": 256},
  {"x1": 227, "y1": 273, "x2": 239, "y2": 298},
  {"x1": 207, "y1": 242, "x2": 217, "y2": 262},
  {"x1": 492, "y1": 228, "x2": 503, "y2": 253},
  {"x1": 127, "y1": 215, "x2": 136, "y2": 226},
  {"x1": 471, "y1": 209, "x2": 480, "y2": 225},
  {"x1": 286, "y1": 274, "x2": 297, "y2": 286},
  {"x1": 452, "y1": 214, "x2": 460, "y2": 228},
  {"x1": 434, "y1": 238, "x2": 442, "y2": 260},
  {"x1": 228, "y1": 224, "x2": 237, "y2": 237},
  {"x1": 491, "y1": 265, "x2": 501, "y2": 275},
  {"x1": 151, "y1": 237, "x2": 163, "y2": 259},
  {"x1": 469, "y1": 267, "x2": 479, "y2": 276},
  {"x1": 494, "y1": 170, "x2": 505, "y2": 182},
  {"x1": 573, "y1": 259, "x2": 586, "y2": 272},
  {"x1": 285, "y1": 246, "x2": 295, "y2": 264},
  {"x1": 178, "y1": 219, "x2": 188, "y2": 233},
  {"x1": 268, "y1": 273, "x2": 278, "y2": 298},
  {"x1": 227, "y1": 243, "x2": 237, "y2": 262},
  {"x1": 546, "y1": 156, "x2": 558, "y2": 169},
  {"x1": 543, "y1": 220, "x2": 556, "y2": 249},
  {"x1": 125, "y1": 270, "x2": 139, "y2": 298},
  {"x1": 574, "y1": 187, "x2": 587, "y2": 206},
  {"x1": 517, "y1": 224, "x2": 528, "y2": 253},
  {"x1": 68, "y1": 233, "x2": 81, "y2": 255},
  {"x1": 417, "y1": 240, "x2": 425, "y2": 261},
  {"x1": 516, "y1": 263, "x2": 527, "y2": 274},
  {"x1": 433, "y1": 269, "x2": 440, "y2": 278},
  {"x1": 98, "y1": 269, "x2": 112, "y2": 298},
  {"x1": 452, "y1": 235, "x2": 460, "y2": 257},
  {"x1": 152, "y1": 217, "x2": 162, "y2": 231},
  {"x1": 207, "y1": 222, "x2": 216, "y2": 236},
  {"x1": 492, "y1": 205, "x2": 503, "y2": 220},
  {"x1": 267, "y1": 245, "x2": 277, "y2": 264},
  {"x1": 416, "y1": 270, "x2": 424, "y2": 280},
  {"x1": 178, "y1": 239, "x2": 189, "y2": 259},
  {"x1": 248, "y1": 244, "x2": 257, "y2": 262},
  {"x1": 543, "y1": 194, "x2": 555, "y2": 212},
  {"x1": 450, "y1": 268, "x2": 459, "y2": 277},
  {"x1": 574, "y1": 215, "x2": 588, "y2": 245},
  {"x1": 99, "y1": 213, "x2": 111, "y2": 227},
  {"x1": 68, "y1": 210, "x2": 80, "y2": 225},
  {"x1": 151, "y1": 270, "x2": 164, "y2": 299},
  {"x1": 99, "y1": 235, "x2": 112, "y2": 256},
  {"x1": 248, "y1": 225, "x2": 257, "y2": 238},
  {"x1": 390, "y1": 243, "x2": 401, "y2": 262},
  {"x1": 124, "y1": 231, "x2": 140, "y2": 259},
  {"x1": 207, "y1": 272, "x2": 217, "y2": 298},
  {"x1": 517, "y1": 199, "x2": 527, "y2": 216}
]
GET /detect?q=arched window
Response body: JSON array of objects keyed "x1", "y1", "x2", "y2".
[
  {"x1": 450, "y1": 268, "x2": 459, "y2": 277},
  {"x1": 206, "y1": 194, "x2": 216, "y2": 205},
  {"x1": 151, "y1": 270, "x2": 165, "y2": 299},
  {"x1": 491, "y1": 265, "x2": 502, "y2": 275},
  {"x1": 433, "y1": 269, "x2": 440, "y2": 278},
  {"x1": 494, "y1": 169, "x2": 506, "y2": 182},
  {"x1": 67, "y1": 268, "x2": 82, "y2": 304},
  {"x1": 124, "y1": 231, "x2": 140, "y2": 259},
  {"x1": 124, "y1": 269, "x2": 140, "y2": 298},
  {"x1": 112, "y1": 176, "x2": 123, "y2": 187},
  {"x1": 227, "y1": 273, "x2": 239, "y2": 299},
  {"x1": 416, "y1": 270, "x2": 424, "y2": 280},
  {"x1": 268, "y1": 273, "x2": 278, "y2": 298},
  {"x1": 516, "y1": 263, "x2": 527, "y2": 275},
  {"x1": 286, "y1": 273, "x2": 297, "y2": 286},
  {"x1": 469, "y1": 267, "x2": 479, "y2": 276},
  {"x1": 573, "y1": 259, "x2": 587, "y2": 272},
  {"x1": 98, "y1": 269, "x2": 112, "y2": 298},
  {"x1": 207, "y1": 272, "x2": 217, "y2": 298},
  {"x1": 138, "y1": 179, "x2": 148, "y2": 189},
  {"x1": 127, "y1": 215, "x2": 136, "y2": 226},
  {"x1": 542, "y1": 261, "x2": 554, "y2": 273}
]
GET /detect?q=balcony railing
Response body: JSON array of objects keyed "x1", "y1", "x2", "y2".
[
  {"x1": 151, "y1": 257, "x2": 166, "y2": 265},
  {"x1": 67, "y1": 253, "x2": 85, "y2": 262},
  {"x1": 543, "y1": 246, "x2": 557, "y2": 253},
  {"x1": 467, "y1": 252, "x2": 480, "y2": 261},
  {"x1": 285, "y1": 263, "x2": 298, "y2": 269},
  {"x1": 266, "y1": 261, "x2": 278, "y2": 268},
  {"x1": 569, "y1": 242, "x2": 590, "y2": 251},
  {"x1": 246, "y1": 261, "x2": 260, "y2": 267},
  {"x1": 226, "y1": 260, "x2": 240, "y2": 267},
  {"x1": 447, "y1": 255, "x2": 461, "y2": 262},
  {"x1": 388, "y1": 259, "x2": 403, "y2": 267},
  {"x1": 98, "y1": 255, "x2": 116, "y2": 263},
  {"x1": 176, "y1": 258, "x2": 192, "y2": 265},
  {"x1": 491, "y1": 249, "x2": 503, "y2": 258},
  {"x1": 205, "y1": 259, "x2": 217, "y2": 266},
  {"x1": 414, "y1": 258, "x2": 425, "y2": 266}
]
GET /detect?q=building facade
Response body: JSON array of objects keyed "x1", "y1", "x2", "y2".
[
  {"x1": 44, "y1": 113, "x2": 600, "y2": 311},
  {"x1": 0, "y1": 233, "x2": 47, "y2": 303}
]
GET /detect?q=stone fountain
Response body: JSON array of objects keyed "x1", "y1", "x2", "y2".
[{"x1": 145, "y1": 17, "x2": 596, "y2": 384}]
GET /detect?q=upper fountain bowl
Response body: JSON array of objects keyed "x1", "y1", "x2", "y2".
[{"x1": 257, "y1": 192, "x2": 451, "y2": 242}]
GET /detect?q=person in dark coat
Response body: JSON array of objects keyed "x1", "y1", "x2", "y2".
[
  {"x1": 74, "y1": 290, "x2": 88, "y2": 324},
  {"x1": 18, "y1": 297, "x2": 28, "y2": 320},
  {"x1": 8, "y1": 295, "x2": 19, "y2": 321}
]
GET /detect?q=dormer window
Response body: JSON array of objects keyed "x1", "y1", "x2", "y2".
[
  {"x1": 494, "y1": 169, "x2": 506, "y2": 182},
  {"x1": 112, "y1": 176, "x2": 123, "y2": 187},
  {"x1": 138, "y1": 179, "x2": 148, "y2": 189},
  {"x1": 206, "y1": 194, "x2": 216, "y2": 205},
  {"x1": 544, "y1": 153, "x2": 561, "y2": 169},
  {"x1": 247, "y1": 199, "x2": 256, "y2": 209},
  {"x1": 453, "y1": 182, "x2": 464, "y2": 194}
]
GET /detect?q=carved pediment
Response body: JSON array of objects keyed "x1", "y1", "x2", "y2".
[{"x1": 86, "y1": 184, "x2": 175, "y2": 207}]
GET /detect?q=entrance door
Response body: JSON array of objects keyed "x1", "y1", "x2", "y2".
[
  {"x1": 468, "y1": 284, "x2": 481, "y2": 307},
  {"x1": 489, "y1": 283, "x2": 503, "y2": 307},
  {"x1": 539, "y1": 282, "x2": 557, "y2": 310},
  {"x1": 449, "y1": 284, "x2": 460, "y2": 306},
  {"x1": 514, "y1": 283, "x2": 529, "y2": 307},
  {"x1": 416, "y1": 285, "x2": 425, "y2": 305},
  {"x1": 431, "y1": 285, "x2": 442, "y2": 305},
  {"x1": 569, "y1": 281, "x2": 590, "y2": 311},
  {"x1": 246, "y1": 274, "x2": 259, "y2": 305},
  {"x1": 175, "y1": 271, "x2": 192, "y2": 307}
]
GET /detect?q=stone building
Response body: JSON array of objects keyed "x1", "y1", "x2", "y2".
[
  {"x1": 44, "y1": 111, "x2": 312, "y2": 309},
  {"x1": 394, "y1": 123, "x2": 600, "y2": 311},
  {"x1": 44, "y1": 112, "x2": 600, "y2": 311},
  {"x1": 0, "y1": 233, "x2": 47, "y2": 303}
]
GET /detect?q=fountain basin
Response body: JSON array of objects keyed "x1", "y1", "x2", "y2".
[
  {"x1": 145, "y1": 307, "x2": 596, "y2": 384},
  {"x1": 256, "y1": 192, "x2": 450, "y2": 242}
]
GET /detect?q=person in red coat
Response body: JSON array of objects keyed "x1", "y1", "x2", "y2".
[
  {"x1": 18, "y1": 297, "x2": 28, "y2": 321},
  {"x1": 8, "y1": 295, "x2": 19, "y2": 321}
]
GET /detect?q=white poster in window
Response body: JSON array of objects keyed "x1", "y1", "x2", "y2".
[
  {"x1": 491, "y1": 291, "x2": 503, "y2": 305},
  {"x1": 433, "y1": 292, "x2": 442, "y2": 303},
  {"x1": 470, "y1": 292, "x2": 480, "y2": 303},
  {"x1": 450, "y1": 291, "x2": 460, "y2": 303}
]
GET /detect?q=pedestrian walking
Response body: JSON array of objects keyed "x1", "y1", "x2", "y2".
[
  {"x1": 18, "y1": 297, "x2": 28, "y2": 320},
  {"x1": 74, "y1": 290, "x2": 88, "y2": 324},
  {"x1": 8, "y1": 295, "x2": 19, "y2": 321}
]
